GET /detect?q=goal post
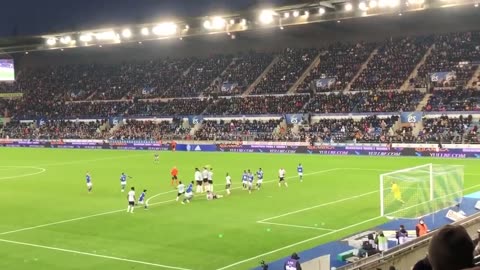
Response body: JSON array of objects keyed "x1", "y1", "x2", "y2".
[{"x1": 380, "y1": 163, "x2": 464, "y2": 219}]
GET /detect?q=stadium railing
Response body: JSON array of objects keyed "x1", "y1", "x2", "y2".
[{"x1": 334, "y1": 212, "x2": 480, "y2": 270}]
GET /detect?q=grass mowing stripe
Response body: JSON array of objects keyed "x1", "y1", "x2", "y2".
[
  {"x1": 1, "y1": 168, "x2": 338, "y2": 236},
  {"x1": 0, "y1": 238, "x2": 193, "y2": 270},
  {"x1": 257, "y1": 222, "x2": 335, "y2": 231}
]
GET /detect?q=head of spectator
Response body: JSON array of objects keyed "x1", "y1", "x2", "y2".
[{"x1": 428, "y1": 225, "x2": 474, "y2": 270}]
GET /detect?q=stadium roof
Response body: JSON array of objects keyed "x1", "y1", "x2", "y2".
[{"x1": 0, "y1": 0, "x2": 479, "y2": 55}]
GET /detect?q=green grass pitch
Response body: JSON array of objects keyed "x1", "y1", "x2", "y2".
[
  {"x1": 1, "y1": 148, "x2": 479, "y2": 270},
  {"x1": 0, "y1": 69, "x2": 14, "y2": 81}
]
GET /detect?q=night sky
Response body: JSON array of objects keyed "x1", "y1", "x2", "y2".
[{"x1": 0, "y1": 0, "x2": 301, "y2": 38}]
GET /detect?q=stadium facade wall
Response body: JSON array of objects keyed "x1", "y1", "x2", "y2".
[{"x1": 1, "y1": 139, "x2": 480, "y2": 158}]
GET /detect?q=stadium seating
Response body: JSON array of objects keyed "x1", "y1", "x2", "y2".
[
  {"x1": 351, "y1": 36, "x2": 431, "y2": 91},
  {"x1": 204, "y1": 52, "x2": 274, "y2": 96},
  {"x1": 252, "y1": 48, "x2": 318, "y2": 94},
  {"x1": 194, "y1": 119, "x2": 281, "y2": 141},
  {"x1": 420, "y1": 115, "x2": 478, "y2": 144},
  {"x1": 297, "y1": 42, "x2": 376, "y2": 93},
  {"x1": 127, "y1": 99, "x2": 209, "y2": 116},
  {"x1": 424, "y1": 89, "x2": 480, "y2": 111},
  {"x1": 204, "y1": 95, "x2": 310, "y2": 115},
  {"x1": 415, "y1": 31, "x2": 480, "y2": 88},
  {"x1": 112, "y1": 118, "x2": 188, "y2": 140}
]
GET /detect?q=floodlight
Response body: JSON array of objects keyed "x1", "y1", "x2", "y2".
[
  {"x1": 240, "y1": 19, "x2": 247, "y2": 26},
  {"x1": 378, "y1": 0, "x2": 387, "y2": 7},
  {"x1": 121, "y1": 29, "x2": 132, "y2": 38},
  {"x1": 319, "y1": 8, "x2": 326, "y2": 15},
  {"x1": 370, "y1": 0, "x2": 378, "y2": 8},
  {"x1": 293, "y1": 10, "x2": 299, "y2": 17},
  {"x1": 60, "y1": 36, "x2": 71, "y2": 44},
  {"x1": 345, "y1": 3, "x2": 353, "y2": 11},
  {"x1": 141, "y1": 27, "x2": 150, "y2": 36},
  {"x1": 259, "y1": 10, "x2": 275, "y2": 25},
  {"x1": 284, "y1": 12, "x2": 290, "y2": 18},
  {"x1": 46, "y1": 38, "x2": 56, "y2": 46},
  {"x1": 387, "y1": 0, "x2": 400, "y2": 7},
  {"x1": 95, "y1": 31, "x2": 116, "y2": 41},
  {"x1": 152, "y1": 22, "x2": 177, "y2": 36},
  {"x1": 185, "y1": 25, "x2": 190, "y2": 30},
  {"x1": 212, "y1": 17, "x2": 226, "y2": 29},
  {"x1": 203, "y1": 20, "x2": 211, "y2": 29},
  {"x1": 359, "y1": 1, "x2": 368, "y2": 10},
  {"x1": 304, "y1": 11, "x2": 309, "y2": 17},
  {"x1": 475, "y1": 2, "x2": 479, "y2": 7},
  {"x1": 229, "y1": 19, "x2": 235, "y2": 25},
  {"x1": 79, "y1": 34, "x2": 93, "y2": 42}
]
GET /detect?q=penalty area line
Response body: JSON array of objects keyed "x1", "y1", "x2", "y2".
[{"x1": 0, "y1": 238, "x2": 192, "y2": 270}]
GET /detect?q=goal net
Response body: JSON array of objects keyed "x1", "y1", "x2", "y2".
[{"x1": 380, "y1": 164, "x2": 464, "y2": 219}]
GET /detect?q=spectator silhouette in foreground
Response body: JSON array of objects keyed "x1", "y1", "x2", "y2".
[{"x1": 427, "y1": 225, "x2": 474, "y2": 270}]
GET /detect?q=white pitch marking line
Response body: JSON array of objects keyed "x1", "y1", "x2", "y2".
[
  {"x1": 258, "y1": 190, "x2": 378, "y2": 223},
  {"x1": 0, "y1": 199, "x2": 174, "y2": 236},
  {"x1": 216, "y1": 183, "x2": 480, "y2": 270},
  {"x1": 257, "y1": 221, "x2": 335, "y2": 232},
  {"x1": 215, "y1": 215, "x2": 383, "y2": 270},
  {"x1": 0, "y1": 238, "x2": 193, "y2": 270},
  {"x1": 1, "y1": 168, "x2": 339, "y2": 236},
  {"x1": 0, "y1": 166, "x2": 46, "y2": 181}
]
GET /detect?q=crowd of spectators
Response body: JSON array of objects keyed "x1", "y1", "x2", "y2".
[
  {"x1": 194, "y1": 119, "x2": 280, "y2": 141},
  {"x1": 414, "y1": 31, "x2": 480, "y2": 88},
  {"x1": 204, "y1": 95, "x2": 310, "y2": 115},
  {"x1": 126, "y1": 98, "x2": 208, "y2": 116},
  {"x1": 303, "y1": 90, "x2": 424, "y2": 114},
  {"x1": 164, "y1": 56, "x2": 232, "y2": 98},
  {"x1": 111, "y1": 118, "x2": 188, "y2": 140},
  {"x1": 424, "y1": 89, "x2": 480, "y2": 111},
  {"x1": 252, "y1": 48, "x2": 318, "y2": 94},
  {"x1": 205, "y1": 52, "x2": 274, "y2": 96},
  {"x1": 351, "y1": 36, "x2": 432, "y2": 91},
  {"x1": 297, "y1": 42, "x2": 376, "y2": 93},
  {"x1": 419, "y1": 115, "x2": 478, "y2": 144},
  {"x1": 0, "y1": 119, "x2": 107, "y2": 139}
]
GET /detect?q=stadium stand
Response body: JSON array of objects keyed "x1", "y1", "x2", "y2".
[
  {"x1": 351, "y1": 36, "x2": 431, "y2": 91},
  {"x1": 252, "y1": 48, "x2": 318, "y2": 94},
  {"x1": 297, "y1": 42, "x2": 376, "y2": 93},
  {"x1": 423, "y1": 88, "x2": 480, "y2": 111},
  {"x1": 194, "y1": 119, "x2": 281, "y2": 141},
  {"x1": 204, "y1": 52, "x2": 274, "y2": 96},
  {"x1": 127, "y1": 98, "x2": 208, "y2": 116},
  {"x1": 414, "y1": 31, "x2": 480, "y2": 88},
  {"x1": 204, "y1": 95, "x2": 310, "y2": 115},
  {"x1": 111, "y1": 118, "x2": 188, "y2": 140}
]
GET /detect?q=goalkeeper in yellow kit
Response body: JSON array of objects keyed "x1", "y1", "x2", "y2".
[{"x1": 392, "y1": 181, "x2": 405, "y2": 203}]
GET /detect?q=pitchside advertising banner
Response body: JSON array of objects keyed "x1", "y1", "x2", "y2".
[
  {"x1": 2, "y1": 140, "x2": 480, "y2": 158},
  {"x1": 285, "y1": 114, "x2": 308, "y2": 124},
  {"x1": 400, "y1": 112, "x2": 423, "y2": 123},
  {"x1": 188, "y1": 115, "x2": 204, "y2": 125},
  {"x1": 315, "y1": 78, "x2": 336, "y2": 89}
]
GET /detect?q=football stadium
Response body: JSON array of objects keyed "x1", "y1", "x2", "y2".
[{"x1": 1, "y1": 0, "x2": 480, "y2": 270}]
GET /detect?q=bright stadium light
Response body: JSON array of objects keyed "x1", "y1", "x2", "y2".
[
  {"x1": 359, "y1": 1, "x2": 369, "y2": 10},
  {"x1": 152, "y1": 22, "x2": 177, "y2": 36},
  {"x1": 46, "y1": 38, "x2": 56, "y2": 46},
  {"x1": 319, "y1": 7, "x2": 326, "y2": 15},
  {"x1": 293, "y1": 10, "x2": 300, "y2": 17},
  {"x1": 212, "y1": 16, "x2": 226, "y2": 29},
  {"x1": 203, "y1": 20, "x2": 211, "y2": 29},
  {"x1": 95, "y1": 31, "x2": 116, "y2": 41},
  {"x1": 370, "y1": 0, "x2": 378, "y2": 8},
  {"x1": 284, "y1": 12, "x2": 290, "y2": 18},
  {"x1": 240, "y1": 19, "x2": 247, "y2": 26},
  {"x1": 60, "y1": 36, "x2": 72, "y2": 44},
  {"x1": 387, "y1": 0, "x2": 400, "y2": 7},
  {"x1": 408, "y1": 0, "x2": 425, "y2": 4},
  {"x1": 229, "y1": 19, "x2": 235, "y2": 25},
  {"x1": 79, "y1": 34, "x2": 93, "y2": 42},
  {"x1": 304, "y1": 11, "x2": 310, "y2": 17},
  {"x1": 345, "y1": 3, "x2": 353, "y2": 11},
  {"x1": 141, "y1": 27, "x2": 150, "y2": 36},
  {"x1": 259, "y1": 10, "x2": 275, "y2": 25},
  {"x1": 121, "y1": 29, "x2": 132, "y2": 38},
  {"x1": 378, "y1": 0, "x2": 387, "y2": 7}
]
